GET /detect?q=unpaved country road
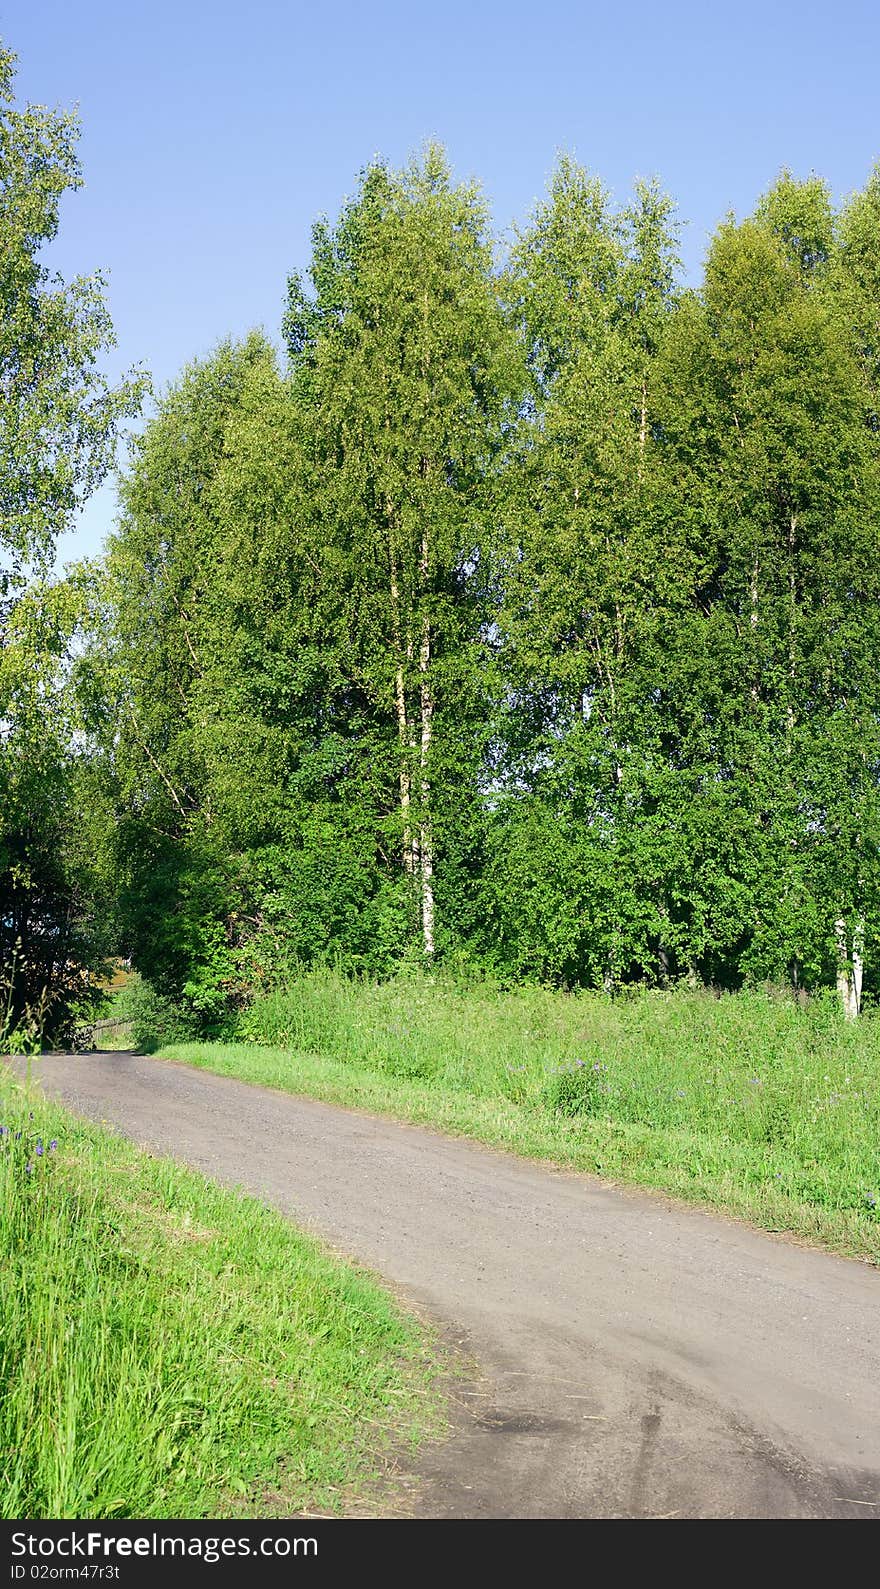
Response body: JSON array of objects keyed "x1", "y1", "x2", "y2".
[{"x1": 22, "y1": 1051, "x2": 880, "y2": 1519}]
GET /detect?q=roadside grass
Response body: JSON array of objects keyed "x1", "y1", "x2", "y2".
[
  {"x1": 158, "y1": 972, "x2": 880, "y2": 1265},
  {"x1": 0, "y1": 1066, "x2": 441, "y2": 1520}
]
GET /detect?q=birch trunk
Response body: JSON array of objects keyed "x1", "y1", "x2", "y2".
[
  {"x1": 657, "y1": 899, "x2": 671, "y2": 983},
  {"x1": 416, "y1": 309, "x2": 435, "y2": 957},
  {"x1": 786, "y1": 514, "x2": 797, "y2": 744},
  {"x1": 389, "y1": 544, "x2": 416, "y2": 876},
  {"x1": 852, "y1": 918, "x2": 864, "y2": 1018},
  {"x1": 749, "y1": 552, "x2": 759, "y2": 704},
  {"x1": 835, "y1": 916, "x2": 861, "y2": 1020},
  {"x1": 418, "y1": 532, "x2": 435, "y2": 957}
]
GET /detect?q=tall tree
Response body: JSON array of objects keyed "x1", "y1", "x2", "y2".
[
  {"x1": 0, "y1": 44, "x2": 143, "y2": 1040},
  {"x1": 283, "y1": 147, "x2": 524, "y2": 957},
  {"x1": 92, "y1": 336, "x2": 283, "y2": 1018},
  {"x1": 491, "y1": 159, "x2": 686, "y2": 986},
  {"x1": 655, "y1": 172, "x2": 880, "y2": 1008}
]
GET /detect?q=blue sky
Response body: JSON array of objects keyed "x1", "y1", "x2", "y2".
[{"x1": 4, "y1": 0, "x2": 879, "y2": 565}]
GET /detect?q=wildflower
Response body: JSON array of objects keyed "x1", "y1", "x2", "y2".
[
  {"x1": 25, "y1": 1163, "x2": 32, "y2": 1175},
  {"x1": 866, "y1": 1193, "x2": 877, "y2": 1210},
  {"x1": 35, "y1": 1141, "x2": 43, "y2": 1157},
  {"x1": 49, "y1": 1141, "x2": 57, "y2": 1151}
]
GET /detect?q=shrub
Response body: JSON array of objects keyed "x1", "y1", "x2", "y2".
[
  {"x1": 542, "y1": 1059, "x2": 609, "y2": 1118},
  {"x1": 109, "y1": 975, "x2": 197, "y2": 1053}
]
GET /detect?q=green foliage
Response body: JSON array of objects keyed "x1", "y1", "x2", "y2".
[
  {"x1": 0, "y1": 1070, "x2": 436, "y2": 1517},
  {"x1": 486, "y1": 161, "x2": 880, "y2": 1000},
  {"x1": 94, "y1": 148, "x2": 527, "y2": 1007},
  {"x1": 0, "y1": 45, "x2": 144, "y2": 589},
  {"x1": 66, "y1": 145, "x2": 880, "y2": 1020},
  {"x1": 4, "y1": 34, "x2": 880, "y2": 1021},
  {"x1": 0, "y1": 45, "x2": 144, "y2": 1042},
  {"x1": 106, "y1": 973, "x2": 198, "y2": 1053},
  {"x1": 1, "y1": 577, "x2": 119, "y2": 1042}
]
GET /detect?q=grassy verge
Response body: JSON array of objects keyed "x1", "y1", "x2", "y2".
[
  {"x1": 157, "y1": 973, "x2": 880, "y2": 1265},
  {"x1": 0, "y1": 1066, "x2": 441, "y2": 1519}
]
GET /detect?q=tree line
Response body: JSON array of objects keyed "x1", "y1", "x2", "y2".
[{"x1": 3, "y1": 42, "x2": 880, "y2": 1036}]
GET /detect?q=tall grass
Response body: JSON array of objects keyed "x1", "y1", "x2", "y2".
[
  {"x1": 163, "y1": 971, "x2": 880, "y2": 1262},
  {"x1": 0, "y1": 1067, "x2": 438, "y2": 1519}
]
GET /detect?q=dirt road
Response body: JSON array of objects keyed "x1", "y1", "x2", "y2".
[{"x1": 25, "y1": 1051, "x2": 880, "y2": 1518}]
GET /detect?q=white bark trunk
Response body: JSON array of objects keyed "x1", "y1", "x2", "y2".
[
  {"x1": 389, "y1": 549, "x2": 416, "y2": 877},
  {"x1": 419, "y1": 533, "x2": 435, "y2": 958},
  {"x1": 787, "y1": 515, "x2": 797, "y2": 742},
  {"x1": 852, "y1": 918, "x2": 864, "y2": 1018},
  {"x1": 835, "y1": 916, "x2": 861, "y2": 1020},
  {"x1": 393, "y1": 661, "x2": 409, "y2": 877},
  {"x1": 750, "y1": 553, "x2": 759, "y2": 704},
  {"x1": 394, "y1": 658, "x2": 413, "y2": 875}
]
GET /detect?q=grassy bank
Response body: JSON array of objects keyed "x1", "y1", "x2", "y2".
[
  {"x1": 158, "y1": 973, "x2": 880, "y2": 1264},
  {"x1": 0, "y1": 1065, "x2": 440, "y2": 1519}
]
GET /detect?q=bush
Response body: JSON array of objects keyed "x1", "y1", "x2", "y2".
[
  {"x1": 109, "y1": 975, "x2": 197, "y2": 1053},
  {"x1": 542, "y1": 1059, "x2": 609, "y2": 1118}
]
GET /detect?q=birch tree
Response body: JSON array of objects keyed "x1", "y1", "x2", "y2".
[
  {"x1": 657, "y1": 173, "x2": 880, "y2": 1008},
  {"x1": 0, "y1": 44, "x2": 142, "y2": 1038},
  {"x1": 283, "y1": 148, "x2": 522, "y2": 956},
  {"x1": 491, "y1": 159, "x2": 684, "y2": 985}
]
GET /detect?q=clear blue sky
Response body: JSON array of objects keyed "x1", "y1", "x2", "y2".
[{"x1": 4, "y1": 0, "x2": 879, "y2": 565}]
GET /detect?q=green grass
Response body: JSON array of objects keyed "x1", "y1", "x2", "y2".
[
  {"x1": 0, "y1": 1066, "x2": 440, "y2": 1520},
  {"x1": 158, "y1": 972, "x2": 880, "y2": 1264}
]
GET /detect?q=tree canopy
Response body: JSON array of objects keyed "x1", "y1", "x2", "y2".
[
  {"x1": 4, "y1": 42, "x2": 880, "y2": 1034},
  {"x1": 90, "y1": 151, "x2": 880, "y2": 1022}
]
